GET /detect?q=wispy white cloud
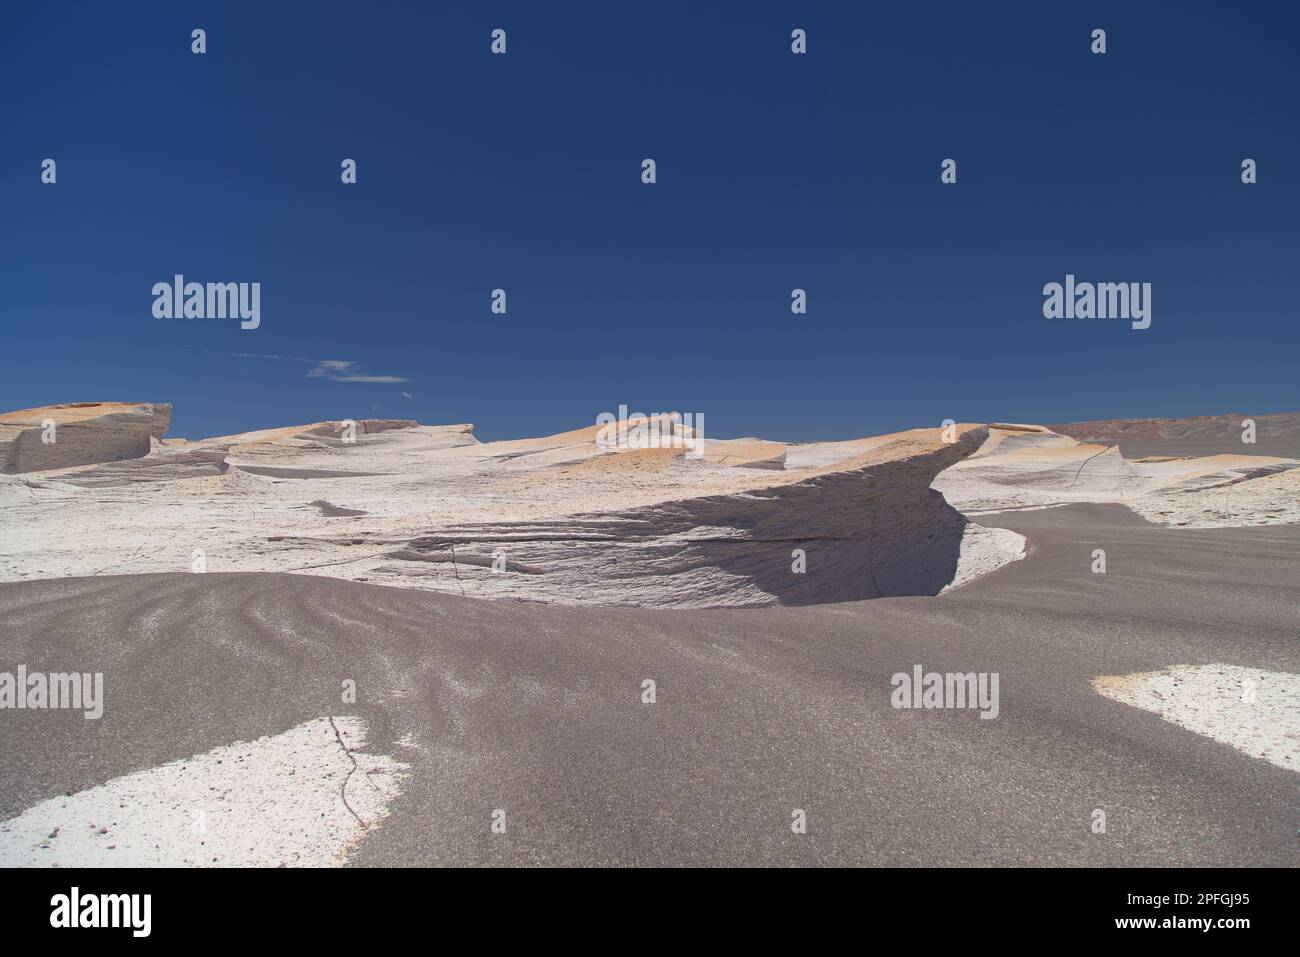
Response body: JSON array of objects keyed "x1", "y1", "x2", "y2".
[
  {"x1": 223, "y1": 352, "x2": 312, "y2": 363},
  {"x1": 307, "y1": 359, "x2": 408, "y2": 383},
  {"x1": 219, "y1": 352, "x2": 409, "y2": 384}
]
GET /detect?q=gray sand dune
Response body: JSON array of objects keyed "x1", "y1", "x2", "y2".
[{"x1": 1, "y1": 505, "x2": 1295, "y2": 866}]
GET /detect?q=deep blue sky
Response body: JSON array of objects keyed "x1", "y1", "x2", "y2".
[{"x1": 3, "y1": 1, "x2": 1296, "y2": 441}]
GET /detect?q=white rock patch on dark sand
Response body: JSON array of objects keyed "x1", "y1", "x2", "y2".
[
  {"x1": 1093, "y1": 665, "x2": 1299, "y2": 772},
  {"x1": 0, "y1": 716, "x2": 407, "y2": 866}
]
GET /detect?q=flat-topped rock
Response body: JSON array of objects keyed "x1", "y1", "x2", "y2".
[{"x1": 0, "y1": 402, "x2": 171, "y2": 474}]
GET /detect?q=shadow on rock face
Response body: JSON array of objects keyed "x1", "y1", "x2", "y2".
[{"x1": 383, "y1": 440, "x2": 976, "y2": 608}]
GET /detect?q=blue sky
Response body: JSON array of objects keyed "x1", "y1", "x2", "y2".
[{"x1": 2, "y1": 1, "x2": 1296, "y2": 441}]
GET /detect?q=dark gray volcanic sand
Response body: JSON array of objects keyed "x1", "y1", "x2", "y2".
[{"x1": 0, "y1": 505, "x2": 1296, "y2": 866}]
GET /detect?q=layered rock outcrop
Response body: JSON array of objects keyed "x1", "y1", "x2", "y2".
[
  {"x1": 0, "y1": 402, "x2": 171, "y2": 474},
  {"x1": 381, "y1": 428, "x2": 991, "y2": 606},
  {"x1": 0, "y1": 407, "x2": 1022, "y2": 605}
]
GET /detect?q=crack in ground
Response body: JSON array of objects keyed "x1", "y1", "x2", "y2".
[
  {"x1": 1069, "y1": 446, "x2": 1115, "y2": 488},
  {"x1": 291, "y1": 551, "x2": 392, "y2": 571},
  {"x1": 445, "y1": 543, "x2": 466, "y2": 597},
  {"x1": 89, "y1": 542, "x2": 168, "y2": 576},
  {"x1": 327, "y1": 716, "x2": 377, "y2": 830}
]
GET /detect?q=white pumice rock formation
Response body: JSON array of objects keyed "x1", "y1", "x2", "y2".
[
  {"x1": 0, "y1": 402, "x2": 171, "y2": 474},
  {"x1": 4, "y1": 404, "x2": 1294, "y2": 605},
  {"x1": 0, "y1": 403, "x2": 1025, "y2": 607},
  {"x1": 934, "y1": 424, "x2": 1300, "y2": 527},
  {"x1": 385, "y1": 426, "x2": 991, "y2": 606}
]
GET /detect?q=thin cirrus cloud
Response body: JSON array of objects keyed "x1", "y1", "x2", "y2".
[
  {"x1": 219, "y1": 353, "x2": 409, "y2": 384},
  {"x1": 306, "y1": 360, "x2": 408, "y2": 384}
]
